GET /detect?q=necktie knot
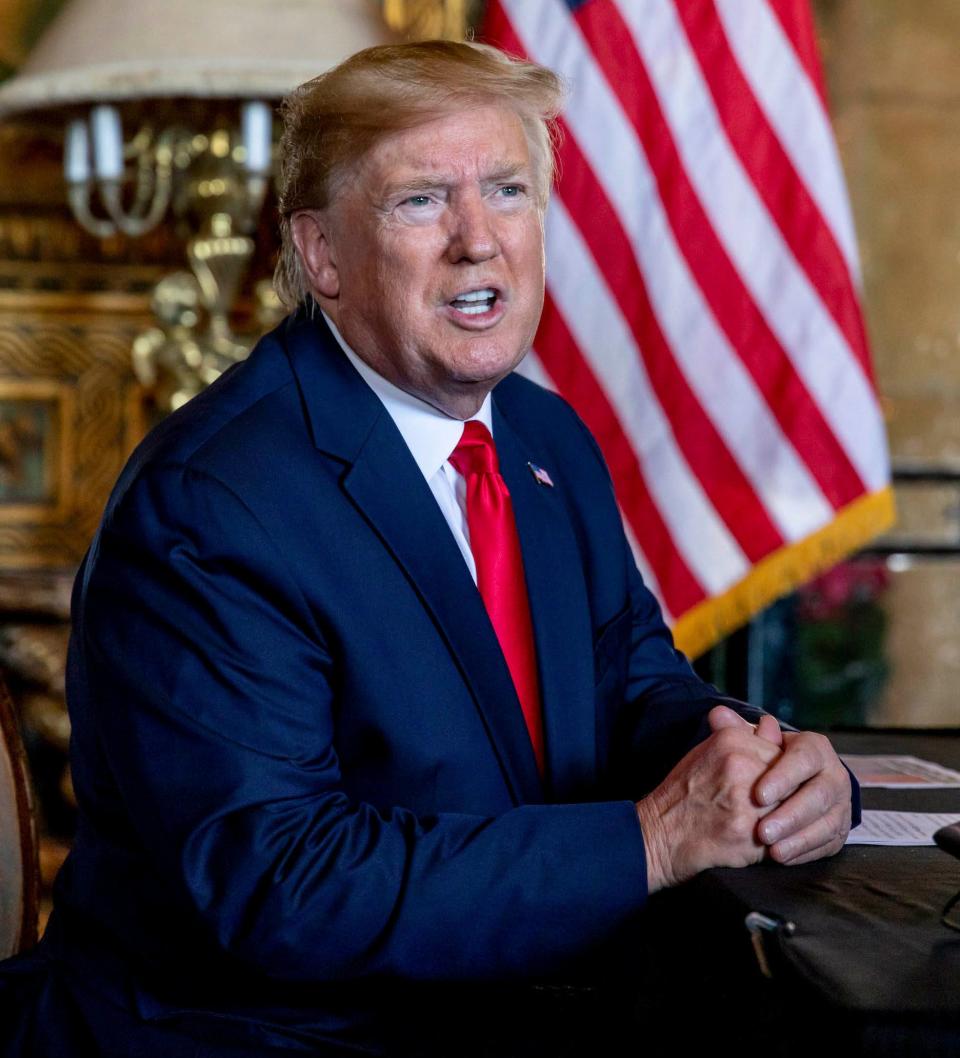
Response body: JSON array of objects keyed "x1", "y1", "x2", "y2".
[{"x1": 449, "y1": 420, "x2": 499, "y2": 478}]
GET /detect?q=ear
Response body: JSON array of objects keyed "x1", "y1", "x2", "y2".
[{"x1": 290, "y1": 210, "x2": 340, "y2": 299}]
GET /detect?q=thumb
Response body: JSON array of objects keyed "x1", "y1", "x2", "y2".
[
  {"x1": 707, "y1": 704, "x2": 752, "y2": 733},
  {"x1": 754, "y1": 712, "x2": 783, "y2": 747}
]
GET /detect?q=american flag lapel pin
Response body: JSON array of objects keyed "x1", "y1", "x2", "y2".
[{"x1": 527, "y1": 462, "x2": 554, "y2": 488}]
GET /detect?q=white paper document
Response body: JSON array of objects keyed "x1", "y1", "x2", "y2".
[
  {"x1": 840, "y1": 754, "x2": 960, "y2": 788},
  {"x1": 846, "y1": 810, "x2": 960, "y2": 846}
]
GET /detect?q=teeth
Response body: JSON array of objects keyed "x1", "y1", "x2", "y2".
[
  {"x1": 452, "y1": 288, "x2": 496, "y2": 303},
  {"x1": 450, "y1": 289, "x2": 497, "y2": 316}
]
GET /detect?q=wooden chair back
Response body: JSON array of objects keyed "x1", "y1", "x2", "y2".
[{"x1": 0, "y1": 674, "x2": 39, "y2": 957}]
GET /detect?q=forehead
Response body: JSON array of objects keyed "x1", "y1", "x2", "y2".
[{"x1": 356, "y1": 105, "x2": 533, "y2": 191}]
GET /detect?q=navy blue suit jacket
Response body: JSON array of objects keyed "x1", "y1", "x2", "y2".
[{"x1": 1, "y1": 310, "x2": 768, "y2": 1055}]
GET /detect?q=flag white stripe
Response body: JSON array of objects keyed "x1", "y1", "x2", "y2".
[
  {"x1": 621, "y1": 515, "x2": 673, "y2": 625},
  {"x1": 526, "y1": 346, "x2": 670, "y2": 614},
  {"x1": 620, "y1": 0, "x2": 888, "y2": 493},
  {"x1": 546, "y1": 196, "x2": 748, "y2": 595},
  {"x1": 514, "y1": 349, "x2": 554, "y2": 391},
  {"x1": 713, "y1": 0, "x2": 862, "y2": 285},
  {"x1": 508, "y1": 0, "x2": 834, "y2": 539},
  {"x1": 487, "y1": 0, "x2": 890, "y2": 637}
]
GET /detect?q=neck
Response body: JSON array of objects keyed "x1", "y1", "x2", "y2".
[{"x1": 318, "y1": 304, "x2": 497, "y2": 421}]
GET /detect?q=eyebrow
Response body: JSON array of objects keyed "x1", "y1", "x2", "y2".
[{"x1": 381, "y1": 163, "x2": 530, "y2": 200}]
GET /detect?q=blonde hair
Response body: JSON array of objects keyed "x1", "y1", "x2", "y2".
[{"x1": 273, "y1": 40, "x2": 564, "y2": 309}]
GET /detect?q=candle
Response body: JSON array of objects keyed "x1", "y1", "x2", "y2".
[
  {"x1": 64, "y1": 119, "x2": 90, "y2": 184},
  {"x1": 242, "y1": 101, "x2": 272, "y2": 174},
  {"x1": 91, "y1": 105, "x2": 124, "y2": 181}
]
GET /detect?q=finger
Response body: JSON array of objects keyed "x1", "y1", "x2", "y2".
[
  {"x1": 755, "y1": 731, "x2": 836, "y2": 807},
  {"x1": 775, "y1": 836, "x2": 846, "y2": 867},
  {"x1": 758, "y1": 774, "x2": 850, "y2": 847},
  {"x1": 768, "y1": 812, "x2": 849, "y2": 865},
  {"x1": 707, "y1": 704, "x2": 752, "y2": 734},
  {"x1": 754, "y1": 713, "x2": 783, "y2": 748},
  {"x1": 709, "y1": 723, "x2": 783, "y2": 771}
]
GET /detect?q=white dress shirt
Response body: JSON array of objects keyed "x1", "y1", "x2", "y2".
[{"x1": 323, "y1": 311, "x2": 491, "y2": 584}]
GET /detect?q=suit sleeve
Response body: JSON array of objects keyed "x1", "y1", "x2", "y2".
[
  {"x1": 76, "y1": 462, "x2": 649, "y2": 985},
  {"x1": 551, "y1": 396, "x2": 760, "y2": 792},
  {"x1": 604, "y1": 490, "x2": 860, "y2": 824},
  {"x1": 555, "y1": 394, "x2": 859, "y2": 821}
]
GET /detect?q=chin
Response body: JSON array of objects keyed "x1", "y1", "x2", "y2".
[{"x1": 455, "y1": 340, "x2": 527, "y2": 379}]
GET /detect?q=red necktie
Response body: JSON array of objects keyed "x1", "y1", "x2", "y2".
[{"x1": 449, "y1": 421, "x2": 544, "y2": 775}]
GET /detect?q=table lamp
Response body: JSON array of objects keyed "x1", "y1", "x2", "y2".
[{"x1": 0, "y1": 0, "x2": 403, "y2": 408}]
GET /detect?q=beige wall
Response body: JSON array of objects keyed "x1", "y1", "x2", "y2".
[
  {"x1": 817, "y1": 0, "x2": 960, "y2": 461},
  {"x1": 815, "y1": 0, "x2": 960, "y2": 724}
]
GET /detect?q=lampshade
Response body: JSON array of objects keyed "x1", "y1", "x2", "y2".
[{"x1": 0, "y1": 0, "x2": 398, "y2": 119}]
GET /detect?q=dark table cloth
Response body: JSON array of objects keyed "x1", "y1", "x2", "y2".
[{"x1": 647, "y1": 730, "x2": 960, "y2": 1057}]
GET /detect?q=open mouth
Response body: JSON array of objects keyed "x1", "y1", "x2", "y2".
[{"x1": 448, "y1": 288, "x2": 499, "y2": 316}]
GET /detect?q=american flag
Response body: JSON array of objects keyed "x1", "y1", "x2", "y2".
[
  {"x1": 481, "y1": 0, "x2": 894, "y2": 657},
  {"x1": 527, "y1": 462, "x2": 555, "y2": 488}
]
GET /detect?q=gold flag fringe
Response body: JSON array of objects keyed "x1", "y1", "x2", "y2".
[{"x1": 672, "y1": 486, "x2": 897, "y2": 660}]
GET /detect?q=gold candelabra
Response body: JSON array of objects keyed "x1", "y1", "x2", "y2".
[
  {"x1": 64, "y1": 104, "x2": 276, "y2": 411},
  {"x1": 6, "y1": 0, "x2": 470, "y2": 414}
]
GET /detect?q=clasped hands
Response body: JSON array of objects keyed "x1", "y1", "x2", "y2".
[{"x1": 637, "y1": 706, "x2": 851, "y2": 894}]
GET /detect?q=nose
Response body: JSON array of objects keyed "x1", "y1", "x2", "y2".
[{"x1": 446, "y1": 191, "x2": 499, "y2": 264}]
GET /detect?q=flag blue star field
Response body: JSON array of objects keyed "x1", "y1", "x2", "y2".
[{"x1": 482, "y1": 0, "x2": 894, "y2": 656}]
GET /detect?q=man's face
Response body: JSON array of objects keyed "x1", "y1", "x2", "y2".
[{"x1": 298, "y1": 105, "x2": 546, "y2": 418}]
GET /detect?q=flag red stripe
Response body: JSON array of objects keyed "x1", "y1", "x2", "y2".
[
  {"x1": 537, "y1": 290, "x2": 705, "y2": 616},
  {"x1": 484, "y1": 0, "x2": 778, "y2": 571},
  {"x1": 482, "y1": 0, "x2": 889, "y2": 635},
  {"x1": 676, "y1": 0, "x2": 874, "y2": 386},
  {"x1": 480, "y1": 0, "x2": 525, "y2": 58},
  {"x1": 554, "y1": 125, "x2": 785, "y2": 559},
  {"x1": 573, "y1": 0, "x2": 867, "y2": 511},
  {"x1": 766, "y1": 0, "x2": 831, "y2": 106}
]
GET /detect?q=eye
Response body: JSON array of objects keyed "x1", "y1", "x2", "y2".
[
  {"x1": 392, "y1": 191, "x2": 444, "y2": 224},
  {"x1": 498, "y1": 185, "x2": 523, "y2": 198}
]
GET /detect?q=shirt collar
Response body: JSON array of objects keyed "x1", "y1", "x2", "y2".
[{"x1": 322, "y1": 310, "x2": 493, "y2": 480}]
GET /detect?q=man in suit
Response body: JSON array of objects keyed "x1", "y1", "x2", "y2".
[{"x1": 0, "y1": 40, "x2": 855, "y2": 1057}]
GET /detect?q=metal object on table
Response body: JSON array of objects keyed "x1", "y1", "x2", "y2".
[{"x1": 744, "y1": 910, "x2": 796, "y2": 980}]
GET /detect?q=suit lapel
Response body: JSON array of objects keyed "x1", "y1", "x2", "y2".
[
  {"x1": 343, "y1": 420, "x2": 545, "y2": 804},
  {"x1": 283, "y1": 311, "x2": 544, "y2": 804},
  {"x1": 492, "y1": 402, "x2": 598, "y2": 801}
]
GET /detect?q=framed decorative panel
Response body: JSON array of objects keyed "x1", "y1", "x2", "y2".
[
  {"x1": 0, "y1": 283, "x2": 152, "y2": 569},
  {"x1": 0, "y1": 378, "x2": 73, "y2": 521}
]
